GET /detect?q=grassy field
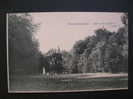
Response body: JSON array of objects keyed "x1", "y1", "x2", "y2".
[{"x1": 9, "y1": 73, "x2": 128, "y2": 92}]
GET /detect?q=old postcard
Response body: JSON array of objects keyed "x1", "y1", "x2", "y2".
[{"x1": 7, "y1": 12, "x2": 128, "y2": 93}]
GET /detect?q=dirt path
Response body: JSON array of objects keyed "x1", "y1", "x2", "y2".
[
  {"x1": 75, "y1": 73, "x2": 128, "y2": 79},
  {"x1": 56, "y1": 73, "x2": 128, "y2": 78},
  {"x1": 29, "y1": 73, "x2": 128, "y2": 79}
]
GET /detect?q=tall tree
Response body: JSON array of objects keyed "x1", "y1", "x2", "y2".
[
  {"x1": 61, "y1": 51, "x2": 73, "y2": 73},
  {"x1": 8, "y1": 14, "x2": 40, "y2": 75},
  {"x1": 44, "y1": 48, "x2": 64, "y2": 73}
]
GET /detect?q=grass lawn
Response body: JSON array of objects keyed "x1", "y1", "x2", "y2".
[{"x1": 9, "y1": 73, "x2": 128, "y2": 92}]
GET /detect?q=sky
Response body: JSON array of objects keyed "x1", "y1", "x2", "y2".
[{"x1": 30, "y1": 12, "x2": 123, "y2": 53}]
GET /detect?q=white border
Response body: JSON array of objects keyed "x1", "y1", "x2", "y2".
[
  {"x1": 7, "y1": 13, "x2": 10, "y2": 91},
  {"x1": 8, "y1": 88, "x2": 128, "y2": 93}
]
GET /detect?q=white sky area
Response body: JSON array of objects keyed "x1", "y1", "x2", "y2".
[{"x1": 30, "y1": 12, "x2": 123, "y2": 53}]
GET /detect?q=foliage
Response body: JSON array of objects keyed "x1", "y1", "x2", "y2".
[
  {"x1": 61, "y1": 51, "x2": 73, "y2": 73},
  {"x1": 42, "y1": 48, "x2": 64, "y2": 73},
  {"x1": 8, "y1": 14, "x2": 40, "y2": 75},
  {"x1": 70, "y1": 13, "x2": 128, "y2": 73}
]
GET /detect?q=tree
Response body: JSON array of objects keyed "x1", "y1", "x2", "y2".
[
  {"x1": 71, "y1": 40, "x2": 87, "y2": 73},
  {"x1": 103, "y1": 13, "x2": 128, "y2": 73},
  {"x1": 121, "y1": 13, "x2": 128, "y2": 26},
  {"x1": 44, "y1": 48, "x2": 64, "y2": 73},
  {"x1": 8, "y1": 14, "x2": 40, "y2": 75},
  {"x1": 72, "y1": 40, "x2": 87, "y2": 55},
  {"x1": 61, "y1": 51, "x2": 73, "y2": 73},
  {"x1": 70, "y1": 13, "x2": 128, "y2": 73}
]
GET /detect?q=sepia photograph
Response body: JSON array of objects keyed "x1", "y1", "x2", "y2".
[{"x1": 7, "y1": 12, "x2": 128, "y2": 92}]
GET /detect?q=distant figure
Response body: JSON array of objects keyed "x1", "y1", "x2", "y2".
[{"x1": 42, "y1": 67, "x2": 45, "y2": 74}]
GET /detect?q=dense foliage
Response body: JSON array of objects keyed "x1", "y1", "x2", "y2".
[
  {"x1": 69, "y1": 13, "x2": 128, "y2": 73},
  {"x1": 9, "y1": 14, "x2": 41, "y2": 75}
]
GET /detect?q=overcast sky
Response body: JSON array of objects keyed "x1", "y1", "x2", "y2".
[{"x1": 30, "y1": 12, "x2": 123, "y2": 53}]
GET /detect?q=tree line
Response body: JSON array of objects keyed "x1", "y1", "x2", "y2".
[
  {"x1": 9, "y1": 13, "x2": 128, "y2": 75},
  {"x1": 8, "y1": 14, "x2": 41, "y2": 75}
]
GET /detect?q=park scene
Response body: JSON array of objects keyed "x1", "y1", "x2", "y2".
[{"x1": 8, "y1": 12, "x2": 128, "y2": 92}]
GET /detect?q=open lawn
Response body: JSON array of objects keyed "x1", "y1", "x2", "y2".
[{"x1": 9, "y1": 73, "x2": 128, "y2": 92}]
